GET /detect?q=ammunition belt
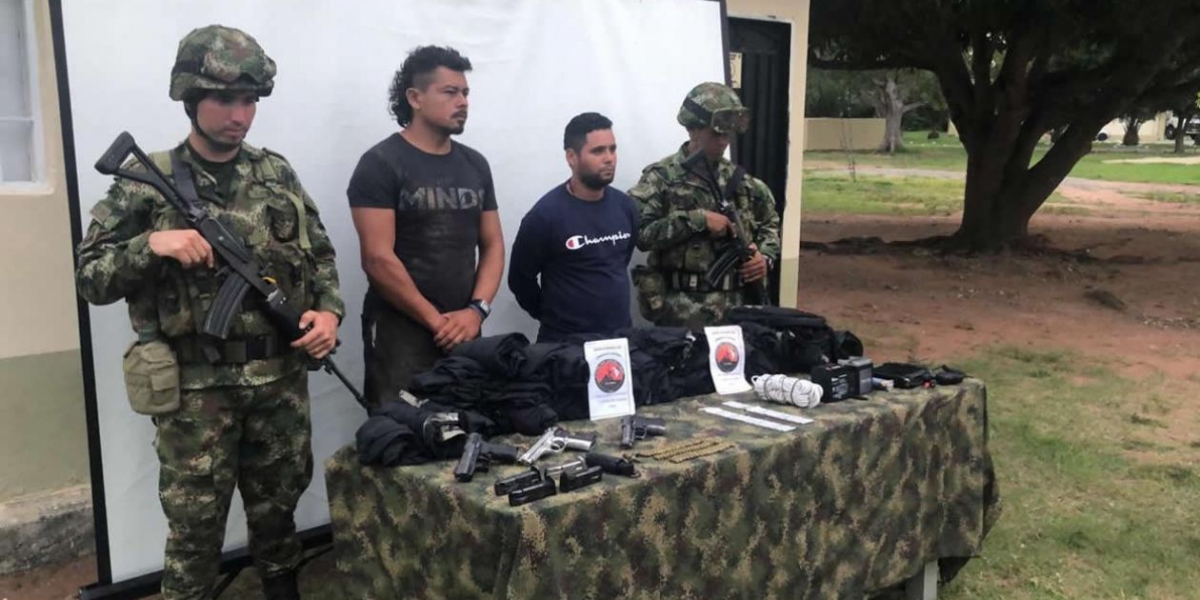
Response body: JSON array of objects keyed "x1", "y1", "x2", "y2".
[
  {"x1": 635, "y1": 438, "x2": 736, "y2": 463},
  {"x1": 668, "y1": 442, "x2": 735, "y2": 463},
  {"x1": 172, "y1": 334, "x2": 287, "y2": 364},
  {"x1": 664, "y1": 271, "x2": 741, "y2": 293}
]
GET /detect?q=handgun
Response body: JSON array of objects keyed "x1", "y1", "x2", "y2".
[
  {"x1": 619, "y1": 415, "x2": 666, "y2": 449},
  {"x1": 516, "y1": 427, "x2": 595, "y2": 465},
  {"x1": 454, "y1": 433, "x2": 520, "y2": 482}
]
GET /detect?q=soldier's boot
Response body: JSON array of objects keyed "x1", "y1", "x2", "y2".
[{"x1": 260, "y1": 570, "x2": 300, "y2": 600}]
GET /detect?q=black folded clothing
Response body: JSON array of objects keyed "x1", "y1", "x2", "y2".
[
  {"x1": 739, "y1": 321, "x2": 781, "y2": 377},
  {"x1": 355, "y1": 416, "x2": 427, "y2": 467},
  {"x1": 504, "y1": 404, "x2": 559, "y2": 435},
  {"x1": 450, "y1": 333, "x2": 530, "y2": 378},
  {"x1": 370, "y1": 401, "x2": 468, "y2": 458}
]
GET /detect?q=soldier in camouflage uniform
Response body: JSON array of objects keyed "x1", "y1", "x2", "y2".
[
  {"x1": 629, "y1": 82, "x2": 781, "y2": 328},
  {"x1": 75, "y1": 25, "x2": 343, "y2": 600}
]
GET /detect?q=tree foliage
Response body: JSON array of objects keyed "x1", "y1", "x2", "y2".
[{"x1": 810, "y1": 0, "x2": 1200, "y2": 249}]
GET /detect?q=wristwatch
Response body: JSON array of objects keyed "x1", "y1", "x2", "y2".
[{"x1": 469, "y1": 298, "x2": 491, "y2": 320}]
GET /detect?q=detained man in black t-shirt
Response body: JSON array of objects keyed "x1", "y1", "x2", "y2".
[
  {"x1": 508, "y1": 113, "x2": 638, "y2": 342},
  {"x1": 348, "y1": 46, "x2": 505, "y2": 408}
]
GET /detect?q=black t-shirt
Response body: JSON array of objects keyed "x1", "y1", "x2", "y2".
[
  {"x1": 188, "y1": 142, "x2": 238, "y2": 198},
  {"x1": 348, "y1": 133, "x2": 498, "y2": 313}
]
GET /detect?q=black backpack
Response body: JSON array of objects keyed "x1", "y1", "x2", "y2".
[{"x1": 724, "y1": 306, "x2": 863, "y2": 373}]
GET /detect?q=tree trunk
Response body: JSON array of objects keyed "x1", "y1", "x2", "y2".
[
  {"x1": 952, "y1": 119, "x2": 1099, "y2": 251},
  {"x1": 1175, "y1": 114, "x2": 1189, "y2": 154},
  {"x1": 956, "y1": 174, "x2": 1039, "y2": 249},
  {"x1": 1122, "y1": 118, "x2": 1141, "y2": 146},
  {"x1": 880, "y1": 111, "x2": 904, "y2": 153},
  {"x1": 874, "y1": 73, "x2": 908, "y2": 153}
]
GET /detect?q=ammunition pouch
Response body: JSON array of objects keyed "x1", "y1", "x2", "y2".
[
  {"x1": 664, "y1": 270, "x2": 741, "y2": 293},
  {"x1": 171, "y1": 333, "x2": 288, "y2": 364},
  {"x1": 632, "y1": 265, "x2": 667, "y2": 321},
  {"x1": 122, "y1": 340, "x2": 181, "y2": 416}
]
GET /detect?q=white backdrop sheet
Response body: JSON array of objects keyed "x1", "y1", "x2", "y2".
[{"x1": 62, "y1": 0, "x2": 726, "y2": 582}]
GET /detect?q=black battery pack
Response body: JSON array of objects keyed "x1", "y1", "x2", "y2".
[
  {"x1": 811, "y1": 363, "x2": 854, "y2": 401},
  {"x1": 839, "y1": 357, "x2": 874, "y2": 396}
]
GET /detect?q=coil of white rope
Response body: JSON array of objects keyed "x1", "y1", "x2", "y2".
[{"x1": 751, "y1": 374, "x2": 823, "y2": 409}]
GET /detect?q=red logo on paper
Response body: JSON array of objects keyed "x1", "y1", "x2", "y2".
[
  {"x1": 715, "y1": 342, "x2": 740, "y2": 373},
  {"x1": 594, "y1": 359, "x2": 626, "y2": 393}
]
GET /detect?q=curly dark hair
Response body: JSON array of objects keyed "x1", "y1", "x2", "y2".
[
  {"x1": 563, "y1": 112, "x2": 613, "y2": 151},
  {"x1": 388, "y1": 46, "x2": 472, "y2": 127}
]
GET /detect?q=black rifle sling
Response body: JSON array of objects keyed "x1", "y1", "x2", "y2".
[
  {"x1": 169, "y1": 151, "x2": 205, "y2": 217},
  {"x1": 724, "y1": 166, "x2": 746, "y2": 206}
]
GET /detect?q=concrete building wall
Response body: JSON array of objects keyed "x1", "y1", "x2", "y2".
[
  {"x1": 804, "y1": 118, "x2": 887, "y2": 151},
  {"x1": 0, "y1": 0, "x2": 88, "y2": 502},
  {"x1": 727, "y1": 0, "x2": 809, "y2": 310}
]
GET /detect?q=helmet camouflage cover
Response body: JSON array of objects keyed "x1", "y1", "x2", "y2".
[
  {"x1": 169, "y1": 25, "x2": 276, "y2": 101},
  {"x1": 677, "y1": 82, "x2": 750, "y2": 134}
]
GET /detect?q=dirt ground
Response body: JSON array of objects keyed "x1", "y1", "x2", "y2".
[
  {"x1": 4, "y1": 177, "x2": 1199, "y2": 600},
  {"x1": 798, "y1": 177, "x2": 1200, "y2": 380}
]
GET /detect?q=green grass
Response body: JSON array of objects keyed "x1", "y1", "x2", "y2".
[
  {"x1": 1139, "y1": 191, "x2": 1200, "y2": 204},
  {"x1": 934, "y1": 345, "x2": 1200, "y2": 600},
  {"x1": 1068, "y1": 155, "x2": 1200, "y2": 186},
  {"x1": 802, "y1": 173, "x2": 1072, "y2": 216},
  {"x1": 801, "y1": 174, "x2": 965, "y2": 216},
  {"x1": 807, "y1": 131, "x2": 1200, "y2": 186}
]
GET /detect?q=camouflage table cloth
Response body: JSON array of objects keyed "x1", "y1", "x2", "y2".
[{"x1": 326, "y1": 379, "x2": 999, "y2": 600}]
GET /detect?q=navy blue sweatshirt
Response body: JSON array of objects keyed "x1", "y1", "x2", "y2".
[{"x1": 508, "y1": 183, "x2": 639, "y2": 342}]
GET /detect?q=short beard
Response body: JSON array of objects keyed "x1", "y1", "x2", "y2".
[
  {"x1": 436, "y1": 115, "x2": 467, "y2": 136},
  {"x1": 579, "y1": 171, "x2": 612, "y2": 191},
  {"x1": 199, "y1": 136, "x2": 241, "y2": 155},
  {"x1": 192, "y1": 123, "x2": 241, "y2": 155}
]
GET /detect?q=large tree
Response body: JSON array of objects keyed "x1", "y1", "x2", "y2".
[
  {"x1": 869, "y1": 70, "x2": 944, "y2": 153},
  {"x1": 810, "y1": 0, "x2": 1200, "y2": 249},
  {"x1": 806, "y1": 68, "x2": 944, "y2": 152}
]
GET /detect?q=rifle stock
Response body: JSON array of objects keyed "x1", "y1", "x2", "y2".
[{"x1": 95, "y1": 131, "x2": 137, "y2": 175}]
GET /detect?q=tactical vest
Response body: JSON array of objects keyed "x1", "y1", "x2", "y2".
[
  {"x1": 131, "y1": 145, "x2": 318, "y2": 360},
  {"x1": 648, "y1": 160, "x2": 755, "y2": 277}
]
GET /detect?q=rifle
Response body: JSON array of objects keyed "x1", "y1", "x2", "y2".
[
  {"x1": 94, "y1": 131, "x2": 364, "y2": 407},
  {"x1": 681, "y1": 151, "x2": 769, "y2": 305}
]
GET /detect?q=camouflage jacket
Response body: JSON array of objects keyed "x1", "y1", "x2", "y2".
[
  {"x1": 629, "y1": 144, "x2": 781, "y2": 274},
  {"x1": 76, "y1": 141, "x2": 344, "y2": 389}
]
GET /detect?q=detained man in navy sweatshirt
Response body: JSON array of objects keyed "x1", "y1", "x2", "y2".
[{"x1": 508, "y1": 113, "x2": 639, "y2": 342}]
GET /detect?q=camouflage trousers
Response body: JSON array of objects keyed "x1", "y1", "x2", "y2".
[
  {"x1": 653, "y1": 289, "x2": 746, "y2": 329},
  {"x1": 154, "y1": 369, "x2": 313, "y2": 600}
]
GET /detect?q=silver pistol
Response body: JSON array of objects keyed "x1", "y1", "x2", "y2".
[{"x1": 517, "y1": 427, "x2": 596, "y2": 465}]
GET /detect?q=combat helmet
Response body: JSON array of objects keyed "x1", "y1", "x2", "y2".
[
  {"x1": 169, "y1": 25, "x2": 276, "y2": 101},
  {"x1": 676, "y1": 82, "x2": 750, "y2": 135}
]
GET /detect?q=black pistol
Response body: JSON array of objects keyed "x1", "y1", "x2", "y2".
[
  {"x1": 454, "y1": 433, "x2": 519, "y2": 482},
  {"x1": 585, "y1": 452, "x2": 639, "y2": 477},
  {"x1": 619, "y1": 415, "x2": 666, "y2": 449}
]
